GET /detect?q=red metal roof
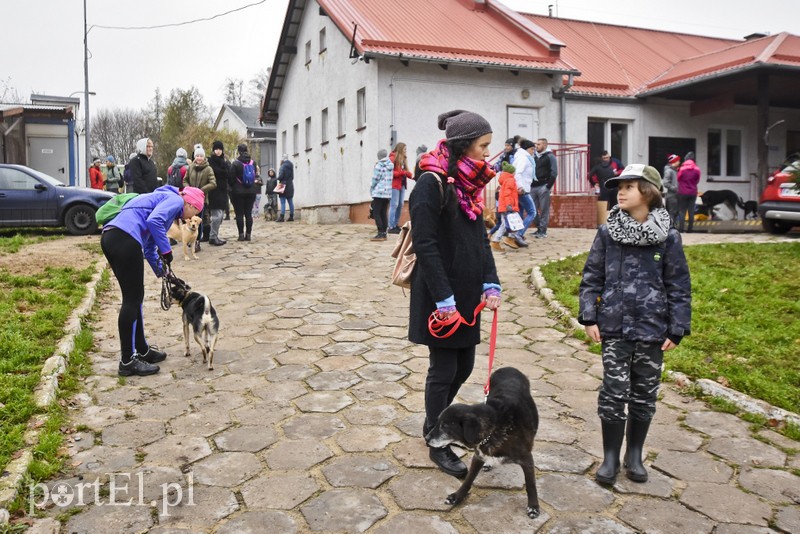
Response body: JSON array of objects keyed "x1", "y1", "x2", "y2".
[
  {"x1": 318, "y1": 0, "x2": 578, "y2": 73},
  {"x1": 523, "y1": 14, "x2": 740, "y2": 97},
  {"x1": 644, "y1": 33, "x2": 800, "y2": 94}
]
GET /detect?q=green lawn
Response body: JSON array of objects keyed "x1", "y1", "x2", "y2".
[
  {"x1": 0, "y1": 265, "x2": 95, "y2": 472},
  {"x1": 540, "y1": 242, "x2": 800, "y2": 414}
]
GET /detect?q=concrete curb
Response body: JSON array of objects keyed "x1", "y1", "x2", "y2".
[
  {"x1": 0, "y1": 259, "x2": 107, "y2": 520},
  {"x1": 530, "y1": 257, "x2": 800, "y2": 429}
]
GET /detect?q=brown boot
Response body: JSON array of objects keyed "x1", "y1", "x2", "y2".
[
  {"x1": 502, "y1": 236, "x2": 519, "y2": 249},
  {"x1": 490, "y1": 241, "x2": 503, "y2": 252}
]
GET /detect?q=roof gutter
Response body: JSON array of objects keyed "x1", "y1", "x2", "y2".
[
  {"x1": 366, "y1": 51, "x2": 580, "y2": 76},
  {"x1": 638, "y1": 62, "x2": 800, "y2": 98}
]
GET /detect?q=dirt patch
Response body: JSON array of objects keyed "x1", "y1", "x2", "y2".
[{"x1": 0, "y1": 235, "x2": 103, "y2": 275}]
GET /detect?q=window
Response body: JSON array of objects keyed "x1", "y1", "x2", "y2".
[
  {"x1": 292, "y1": 124, "x2": 299, "y2": 155},
  {"x1": 319, "y1": 28, "x2": 326, "y2": 53},
  {"x1": 0, "y1": 168, "x2": 38, "y2": 190},
  {"x1": 707, "y1": 128, "x2": 742, "y2": 179},
  {"x1": 305, "y1": 116, "x2": 312, "y2": 151},
  {"x1": 281, "y1": 130, "x2": 287, "y2": 155},
  {"x1": 356, "y1": 88, "x2": 366, "y2": 130},
  {"x1": 223, "y1": 119, "x2": 229, "y2": 129},
  {"x1": 321, "y1": 108, "x2": 329, "y2": 144},
  {"x1": 337, "y1": 98, "x2": 346, "y2": 138},
  {"x1": 305, "y1": 40, "x2": 312, "y2": 65}
]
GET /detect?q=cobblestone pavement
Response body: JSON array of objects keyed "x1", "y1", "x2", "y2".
[{"x1": 34, "y1": 221, "x2": 799, "y2": 533}]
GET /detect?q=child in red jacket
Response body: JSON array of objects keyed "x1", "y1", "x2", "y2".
[{"x1": 490, "y1": 162, "x2": 525, "y2": 250}]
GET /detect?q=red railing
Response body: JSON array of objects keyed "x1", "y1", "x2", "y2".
[{"x1": 551, "y1": 143, "x2": 592, "y2": 195}]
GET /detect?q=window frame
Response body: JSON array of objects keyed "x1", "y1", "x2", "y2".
[
  {"x1": 707, "y1": 126, "x2": 745, "y2": 181},
  {"x1": 337, "y1": 98, "x2": 346, "y2": 139},
  {"x1": 356, "y1": 87, "x2": 366, "y2": 130},
  {"x1": 321, "y1": 108, "x2": 329, "y2": 145}
]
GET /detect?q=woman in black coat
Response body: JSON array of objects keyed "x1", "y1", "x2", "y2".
[
  {"x1": 207, "y1": 140, "x2": 231, "y2": 245},
  {"x1": 228, "y1": 143, "x2": 259, "y2": 241},
  {"x1": 409, "y1": 110, "x2": 501, "y2": 478},
  {"x1": 130, "y1": 137, "x2": 158, "y2": 193},
  {"x1": 276, "y1": 155, "x2": 295, "y2": 222}
]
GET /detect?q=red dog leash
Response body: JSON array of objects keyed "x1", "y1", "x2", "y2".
[{"x1": 427, "y1": 301, "x2": 498, "y2": 401}]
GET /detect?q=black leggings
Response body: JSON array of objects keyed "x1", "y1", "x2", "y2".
[
  {"x1": 101, "y1": 228, "x2": 150, "y2": 360},
  {"x1": 423, "y1": 345, "x2": 476, "y2": 436},
  {"x1": 232, "y1": 194, "x2": 256, "y2": 234},
  {"x1": 371, "y1": 197, "x2": 390, "y2": 233}
]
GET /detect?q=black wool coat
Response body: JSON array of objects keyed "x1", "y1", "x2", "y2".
[
  {"x1": 130, "y1": 154, "x2": 158, "y2": 193},
  {"x1": 408, "y1": 172, "x2": 500, "y2": 348},
  {"x1": 229, "y1": 154, "x2": 258, "y2": 198},
  {"x1": 207, "y1": 155, "x2": 231, "y2": 209},
  {"x1": 278, "y1": 159, "x2": 295, "y2": 198}
]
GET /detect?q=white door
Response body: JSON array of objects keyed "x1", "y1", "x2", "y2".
[
  {"x1": 29, "y1": 137, "x2": 69, "y2": 184},
  {"x1": 507, "y1": 107, "x2": 539, "y2": 142}
]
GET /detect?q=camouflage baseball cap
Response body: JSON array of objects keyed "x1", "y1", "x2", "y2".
[{"x1": 605, "y1": 163, "x2": 662, "y2": 190}]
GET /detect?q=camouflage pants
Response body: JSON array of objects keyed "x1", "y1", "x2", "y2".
[{"x1": 598, "y1": 339, "x2": 663, "y2": 423}]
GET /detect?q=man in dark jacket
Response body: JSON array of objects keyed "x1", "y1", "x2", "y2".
[
  {"x1": 207, "y1": 140, "x2": 231, "y2": 246},
  {"x1": 588, "y1": 150, "x2": 622, "y2": 226},
  {"x1": 277, "y1": 154, "x2": 295, "y2": 222},
  {"x1": 130, "y1": 138, "x2": 158, "y2": 193},
  {"x1": 532, "y1": 138, "x2": 558, "y2": 238}
]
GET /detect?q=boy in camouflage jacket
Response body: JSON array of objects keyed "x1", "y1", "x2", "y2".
[{"x1": 578, "y1": 164, "x2": 691, "y2": 486}]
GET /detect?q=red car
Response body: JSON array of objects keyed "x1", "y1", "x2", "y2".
[{"x1": 758, "y1": 154, "x2": 800, "y2": 234}]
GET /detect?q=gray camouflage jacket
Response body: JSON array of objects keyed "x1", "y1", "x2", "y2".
[{"x1": 578, "y1": 226, "x2": 691, "y2": 343}]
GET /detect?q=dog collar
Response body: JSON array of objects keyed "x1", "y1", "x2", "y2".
[{"x1": 478, "y1": 434, "x2": 492, "y2": 448}]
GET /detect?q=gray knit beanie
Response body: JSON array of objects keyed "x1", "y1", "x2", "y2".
[
  {"x1": 416, "y1": 144, "x2": 427, "y2": 156},
  {"x1": 377, "y1": 149, "x2": 388, "y2": 159},
  {"x1": 437, "y1": 110, "x2": 492, "y2": 141}
]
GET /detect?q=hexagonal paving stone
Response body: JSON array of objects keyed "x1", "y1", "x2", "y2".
[
  {"x1": 372, "y1": 513, "x2": 459, "y2": 534},
  {"x1": 680, "y1": 482, "x2": 771, "y2": 525},
  {"x1": 336, "y1": 425, "x2": 403, "y2": 452},
  {"x1": 394, "y1": 412, "x2": 426, "y2": 437},
  {"x1": 388, "y1": 472, "x2": 458, "y2": 511},
  {"x1": 706, "y1": 436, "x2": 786, "y2": 468},
  {"x1": 538, "y1": 473, "x2": 615, "y2": 512},
  {"x1": 343, "y1": 404, "x2": 400, "y2": 425},
  {"x1": 216, "y1": 511, "x2": 297, "y2": 534},
  {"x1": 170, "y1": 412, "x2": 232, "y2": 438},
  {"x1": 776, "y1": 505, "x2": 800, "y2": 533},
  {"x1": 242, "y1": 472, "x2": 319, "y2": 510},
  {"x1": 683, "y1": 411, "x2": 752, "y2": 438},
  {"x1": 156, "y1": 484, "x2": 239, "y2": 527},
  {"x1": 356, "y1": 363, "x2": 409, "y2": 382},
  {"x1": 651, "y1": 450, "x2": 733, "y2": 483},
  {"x1": 286, "y1": 336, "x2": 331, "y2": 350},
  {"x1": 282, "y1": 413, "x2": 346, "y2": 439},
  {"x1": 295, "y1": 323, "x2": 338, "y2": 336},
  {"x1": 322, "y1": 456, "x2": 399, "y2": 488},
  {"x1": 294, "y1": 391, "x2": 354, "y2": 413},
  {"x1": 461, "y1": 493, "x2": 551, "y2": 532},
  {"x1": 315, "y1": 355, "x2": 366, "y2": 372},
  {"x1": 301, "y1": 489, "x2": 387, "y2": 532},
  {"x1": 71, "y1": 445, "x2": 138, "y2": 474},
  {"x1": 265, "y1": 364, "x2": 316, "y2": 382},
  {"x1": 547, "y1": 516, "x2": 636, "y2": 533},
  {"x1": 141, "y1": 435, "x2": 213, "y2": 467},
  {"x1": 232, "y1": 402, "x2": 295, "y2": 426},
  {"x1": 618, "y1": 496, "x2": 714, "y2": 533},
  {"x1": 252, "y1": 381, "x2": 308, "y2": 404},
  {"x1": 102, "y1": 420, "x2": 166, "y2": 447},
  {"x1": 329, "y1": 330, "x2": 373, "y2": 342},
  {"x1": 66, "y1": 501, "x2": 154, "y2": 533},
  {"x1": 648, "y1": 423, "x2": 704, "y2": 452},
  {"x1": 322, "y1": 341, "x2": 370, "y2": 356},
  {"x1": 192, "y1": 452, "x2": 262, "y2": 487},
  {"x1": 351, "y1": 381, "x2": 408, "y2": 401},
  {"x1": 213, "y1": 425, "x2": 279, "y2": 452},
  {"x1": 263, "y1": 439, "x2": 333, "y2": 470},
  {"x1": 361, "y1": 349, "x2": 413, "y2": 364},
  {"x1": 738, "y1": 466, "x2": 800, "y2": 503},
  {"x1": 534, "y1": 441, "x2": 594, "y2": 473},
  {"x1": 339, "y1": 319, "x2": 378, "y2": 330},
  {"x1": 613, "y1": 468, "x2": 675, "y2": 498},
  {"x1": 306, "y1": 370, "x2": 362, "y2": 391}
]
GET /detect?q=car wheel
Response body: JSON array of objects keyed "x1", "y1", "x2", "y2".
[
  {"x1": 64, "y1": 204, "x2": 99, "y2": 236},
  {"x1": 761, "y1": 218, "x2": 792, "y2": 235}
]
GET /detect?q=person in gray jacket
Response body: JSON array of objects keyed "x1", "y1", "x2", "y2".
[
  {"x1": 578, "y1": 164, "x2": 691, "y2": 487},
  {"x1": 662, "y1": 154, "x2": 680, "y2": 225}
]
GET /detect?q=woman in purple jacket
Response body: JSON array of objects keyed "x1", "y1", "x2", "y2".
[
  {"x1": 101, "y1": 185, "x2": 204, "y2": 377},
  {"x1": 676, "y1": 152, "x2": 701, "y2": 233}
]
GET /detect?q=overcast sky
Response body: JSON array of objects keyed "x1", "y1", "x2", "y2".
[{"x1": 3, "y1": 0, "x2": 795, "y2": 116}]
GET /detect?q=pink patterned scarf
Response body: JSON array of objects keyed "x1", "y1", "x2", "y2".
[{"x1": 418, "y1": 140, "x2": 495, "y2": 220}]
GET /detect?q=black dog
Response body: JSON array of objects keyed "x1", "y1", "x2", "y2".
[
  {"x1": 743, "y1": 200, "x2": 759, "y2": 220},
  {"x1": 169, "y1": 280, "x2": 220, "y2": 370},
  {"x1": 425, "y1": 367, "x2": 540, "y2": 518},
  {"x1": 700, "y1": 190, "x2": 745, "y2": 219}
]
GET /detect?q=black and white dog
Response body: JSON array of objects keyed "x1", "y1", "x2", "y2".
[
  {"x1": 743, "y1": 200, "x2": 759, "y2": 220},
  {"x1": 700, "y1": 190, "x2": 745, "y2": 219},
  {"x1": 425, "y1": 367, "x2": 540, "y2": 519},
  {"x1": 169, "y1": 279, "x2": 220, "y2": 370}
]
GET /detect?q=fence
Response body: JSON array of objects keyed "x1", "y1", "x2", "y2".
[{"x1": 551, "y1": 143, "x2": 591, "y2": 195}]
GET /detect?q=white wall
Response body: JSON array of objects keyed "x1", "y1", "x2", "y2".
[{"x1": 217, "y1": 107, "x2": 248, "y2": 138}]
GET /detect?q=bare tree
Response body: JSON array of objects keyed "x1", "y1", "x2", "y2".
[
  {"x1": 224, "y1": 78, "x2": 244, "y2": 107},
  {"x1": 0, "y1": 77, "x2": 26, "y2": 104},
  {"x1": 91, "y1": 108, "x2": 148, "y2": 163},
  {"x1": 246, "y1": 68, "x2": 271, "y2": 109}
]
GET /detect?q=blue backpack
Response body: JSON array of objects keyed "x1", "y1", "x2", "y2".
[{"x1": 240, "y1": 161, "x2": 256, "y2": 187}]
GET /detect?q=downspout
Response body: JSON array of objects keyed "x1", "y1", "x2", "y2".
[
  {"x1": 68, "y1": 118, "x2": 76, "y2": 186},
  {"x1": 557, "y1": 73, "x2": 574, "y2": 144}
]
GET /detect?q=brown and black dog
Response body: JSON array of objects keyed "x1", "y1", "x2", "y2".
[{"x1": 426, "y1": 367, "x2": 540, "y2": 519}]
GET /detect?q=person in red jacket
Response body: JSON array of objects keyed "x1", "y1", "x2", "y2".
[
  {"x1": 89, "y1": 159, "x2": 105, "y2": 190},
  {"x1": 387, "y1": 142, "x2": 413, "y2": 234},
  {"x1": 490, "y1": 162, "x2": 525, "y2": 251}
]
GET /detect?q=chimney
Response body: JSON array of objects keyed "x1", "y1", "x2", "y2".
[
  {"x1": 458, "y1": 0, "x2": 486, "y2": 10},
  {"x1": 743, "y1": 32, "x2": 768, "y2": 40}
]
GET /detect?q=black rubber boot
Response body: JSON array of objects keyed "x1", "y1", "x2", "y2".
[
  {"x1": 244, "y1": 233, "x2": 251, "y2": 241},
  {"x1": 624, "y1": 417, "x2": 652, "y2": 482},
  {"x1": 287, "y1": 214, "x2": 294, "y2": 222},
  {"x1": 237, "y1": 233, "x2": 246, "y2": 241},
  {"x1": 276, "y1": 214, "x2": 285, "y2": 223},
  {"x1": 595, "y1": 420, "x2": 625, "y2": 485}
]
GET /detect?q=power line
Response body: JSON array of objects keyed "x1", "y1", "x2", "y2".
[{"x1": 92, "y1": 0, "x2": 267, "y2": 31}]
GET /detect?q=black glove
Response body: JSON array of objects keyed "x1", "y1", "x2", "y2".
[{"x1": 161, "y1": 251, "x2": 173, "y2": 266}]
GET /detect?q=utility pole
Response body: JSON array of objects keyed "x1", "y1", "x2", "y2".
[{"x1": 83, "y1": 0, "x2": 91, "y2": 186}]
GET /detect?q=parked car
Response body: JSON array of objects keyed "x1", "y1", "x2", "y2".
[
  {"x1": 758, "y1": 154, "x2": 800, "y2": 234},
  {"x1": 0, "y1": 164, "x2": 114, "y2": 235}
]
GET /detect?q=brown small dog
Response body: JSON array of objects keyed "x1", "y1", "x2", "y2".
[{"x1": 167, "y1": 215, "x2": 202, "y2": 260}]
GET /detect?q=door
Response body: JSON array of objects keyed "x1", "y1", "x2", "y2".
[
  {"x1": 29, "y1": 137, "x2": 68, "y2": 184},
  {"x1": 507, "y1": 107, "x2": 538, "y2": 142},
  {"x1": 0, "y1": 166, "x2": 58, "y2": 225}
]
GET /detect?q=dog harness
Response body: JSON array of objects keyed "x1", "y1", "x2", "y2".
[{"x1": 427, "y1": 301, "x2": 498, "y2": 401}]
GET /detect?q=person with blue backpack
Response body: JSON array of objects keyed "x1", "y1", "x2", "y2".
[
  {"x1": 229, "y1": 143, "x2": 260, "y2": 241},
  {"x1": 100, "y1": 185, "x2": 205, "y2": 377}
]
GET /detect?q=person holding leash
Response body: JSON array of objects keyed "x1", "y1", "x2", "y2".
[
  {"x1": 410, "y1": 110, "x2": 501, "y2": 479},
  {"x1": 578, "y1": 164, "x2": 691, "y2": 486},
  {"x1": 101, "y1": 185, "x2": 205, "y2": 377}
]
